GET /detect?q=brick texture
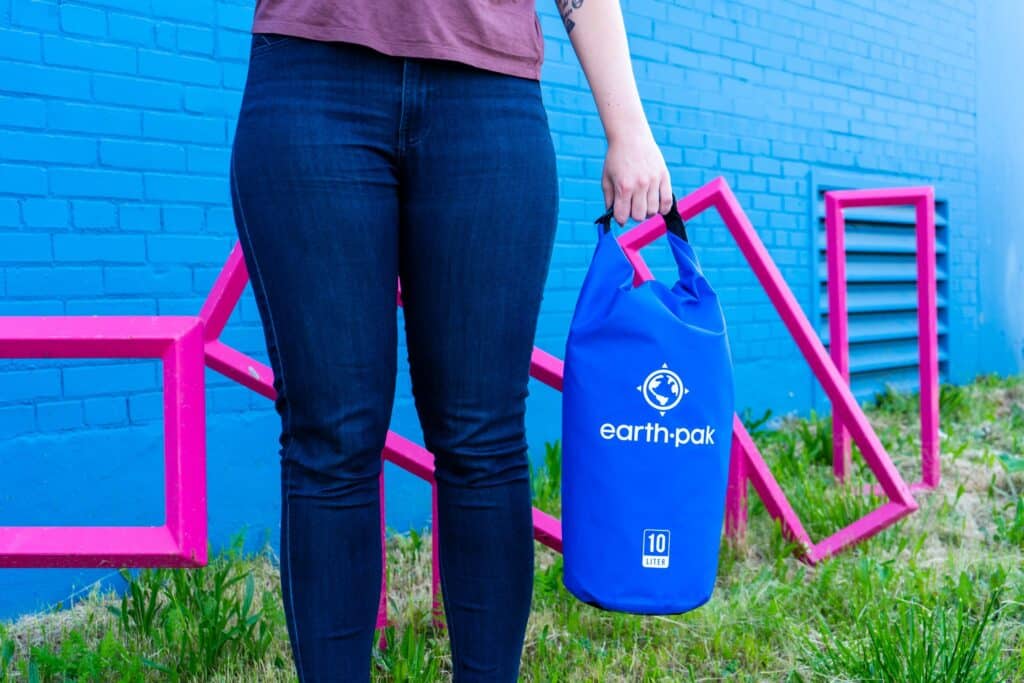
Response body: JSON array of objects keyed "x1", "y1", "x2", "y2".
[{"x1": 0, "y1": 0, "x2": 982, "y2": 426}]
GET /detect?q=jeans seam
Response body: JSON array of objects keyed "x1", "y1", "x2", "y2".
[
  {"x1": 230, "y1": 156, "x2": 305, "y2": 681},
  {"x1": 434, "y1": 493, "x2": 460, "y2": 681},
  {"x1": 251, "y1": 33, "x2": 296, "y2": 57},
  {"x1": 397, "y1": 59, "x2": 408, "y2": 158}
]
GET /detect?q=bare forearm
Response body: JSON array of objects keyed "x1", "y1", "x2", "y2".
[
  {"x1": 556, "y1": 0, "x2": 648, "y2": 144},
  {"x1": 557, "y1": 0, "x2": 671, "y2": 223}
]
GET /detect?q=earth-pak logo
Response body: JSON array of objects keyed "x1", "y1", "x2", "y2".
[
  {"x1": 638, "y1": 363, "x2": 689, "y2": 416},
  {"x1": 599, "y1": 421, "x2": 716, "y2": 447},
  {"x1": 599, "y1": 364, "x2": 715, "y2": 448}
]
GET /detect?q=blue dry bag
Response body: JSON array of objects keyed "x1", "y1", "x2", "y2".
[{"x1": 561, "y1": 197, "x2": 734, "y2": 614}]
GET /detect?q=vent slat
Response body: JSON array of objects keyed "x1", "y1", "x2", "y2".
[
  {"x1": 817, "y1": 261, "x2": 949, "y2": 282},
  {"x1": 847, "y1": 343, "x2": 949, "y2": 375},
  {"x1": 819, "y1": 288, "x2": 949, "y2": 313},
  {"x1": 820, "y1": 318, "x2": 949, "y2": 345},
  {"x1": 814, "y1": 202, "x2": 949, "y2": 227},
  {"x1": 816, "y1": 226, "x2": 949, "y2": 255}
]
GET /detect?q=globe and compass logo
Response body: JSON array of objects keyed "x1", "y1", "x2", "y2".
[{"x1": 637, "y1": 363, "x2": 689, "y2": 416}]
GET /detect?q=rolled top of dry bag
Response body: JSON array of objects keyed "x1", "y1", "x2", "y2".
[{"x1": 560, "y1": 195, "x2": 735, "y2": 615}]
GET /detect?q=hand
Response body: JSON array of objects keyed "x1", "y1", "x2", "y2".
[{"x1": 601, "y1": 129, "x2": 673, "y2": 226}]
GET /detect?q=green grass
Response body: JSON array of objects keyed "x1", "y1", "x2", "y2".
[{"x1": 4, "y1": 374, "x2": 1024, "y2": 681}]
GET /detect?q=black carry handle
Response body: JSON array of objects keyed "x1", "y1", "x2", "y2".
[{"x1": 594, "y1": 193, "x2": 688, "y2": 241}]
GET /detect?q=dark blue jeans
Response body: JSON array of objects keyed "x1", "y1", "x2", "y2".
[{"x1": 229, "y1": 34, "x2": 558, "y2": 682}]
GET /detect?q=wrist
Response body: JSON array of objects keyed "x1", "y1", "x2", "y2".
[
  {"x1": 605, "y1": 119, "x2": 654, "y2": 147},
  {"x1": 601, "y1": 104, "x2": 652, "y2": 146}
]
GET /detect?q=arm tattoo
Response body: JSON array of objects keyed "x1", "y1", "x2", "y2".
[{"x1": 558, "y1": 0, "x2": 585, "y2": 34}]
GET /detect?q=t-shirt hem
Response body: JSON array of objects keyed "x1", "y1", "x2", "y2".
[{"x1": 251, "y1": 18, "x2": 543, "y2": 81}]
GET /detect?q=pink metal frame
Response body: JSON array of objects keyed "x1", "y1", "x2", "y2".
[
  {"x1": 0, "y1": 177, "x2": 922, "y2": 617},
  {"x1": 0, "y1": 316, "x2": 207, "y2": 568},
  {"x1": 824, "y1": 187, "x2": 940, "y2": 492}
]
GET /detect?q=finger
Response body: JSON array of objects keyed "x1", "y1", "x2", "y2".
[
  {"x1": 614, "y1": 181, "x2": 632, "y2": 226},
  {"x1": 659, "y1": 173, "x2": 673, "y2": 214},
  {"x1": 631, "y1": 180, "x2": 648, "y2": 222},
  {"x1": 602, "y1": 173, "x2": 614, "y2": 212},
  {"x1": 646, "y1": 177, "x2": 660, "y2": 219}
]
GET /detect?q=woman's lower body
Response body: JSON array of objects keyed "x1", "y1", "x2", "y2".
[{"x1": 229, "y1": 33, "x2": 559, "y2": 682}]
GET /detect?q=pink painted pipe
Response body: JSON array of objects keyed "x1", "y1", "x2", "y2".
[
  {"x1": 724, "y1": 420, "x2": 748, "y2": 539},
  {"x1": 0, "y1": 316, "x2": 207, "y2": 568},
  {"x1": 824, "y1": 187, "x2": 940, "y2": 490},
  {"x1": 0, "y1": 179, "x2": 924, "y2": 577},
  {"x1": 431, "y1": 485, "x2": 443, "y2": 628},
  {"x1": 826, "y1": 193, "x2": 852, "y2": 480}
]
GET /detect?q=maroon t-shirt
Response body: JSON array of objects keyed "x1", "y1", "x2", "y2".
[{"x1": 252, "y1": 0, "x2": 545, "y2": 80}]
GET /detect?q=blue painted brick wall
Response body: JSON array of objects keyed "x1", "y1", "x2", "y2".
[{"x1": 0, "y1": 0, "x2": 1004, "y2": 618}]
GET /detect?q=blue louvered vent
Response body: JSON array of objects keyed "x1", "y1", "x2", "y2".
[{"x1": 815, "y1": 185, "x2": 950, "y2": 401}]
